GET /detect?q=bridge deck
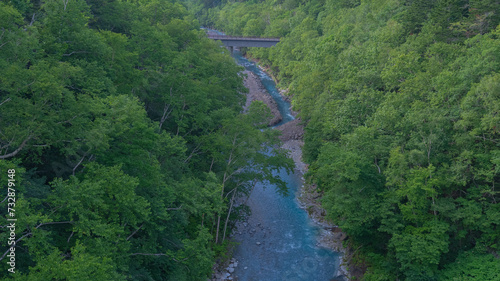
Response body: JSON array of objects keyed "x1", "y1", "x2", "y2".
[
  {"x1": 207, "y1": 34, "x2": 280, "y2": 48},
  {"x1": 207, "y1": 35, "x2": 280, "y2": 41}
]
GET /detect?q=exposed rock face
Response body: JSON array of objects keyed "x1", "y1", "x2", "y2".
[
  {"x1": 242, "y1": 70, "x2": 282, "y2": 126},
  {"x1": 275, "y1": 118, "x2": 304, "y2": 142}
]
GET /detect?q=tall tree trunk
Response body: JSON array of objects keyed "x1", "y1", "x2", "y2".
[
  {"x1": 222, "y1": 187, "x2": 237, "y2": 243},
  {"x1": 215, "y1": 134, "x2": 238, "y2": 244}
]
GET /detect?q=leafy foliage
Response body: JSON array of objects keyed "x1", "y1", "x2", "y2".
[
  {"x1": 0, "y1": 0, "x2": 291, "y2": 279},
  {"x1": 192, "y1": 0, "x2": 500, "y2": 279}
]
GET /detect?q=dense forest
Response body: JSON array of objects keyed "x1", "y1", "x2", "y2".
[
  {"x1": 0, "y1": 0, "x2": 292, "y2": 279},
  {"x1": 187, "y1": 0, "x2": 500, "y2": 280}
]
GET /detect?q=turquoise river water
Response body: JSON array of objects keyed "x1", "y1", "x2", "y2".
[{"x1": 207, "y1": 28, "x2": 342, "y2": 281}]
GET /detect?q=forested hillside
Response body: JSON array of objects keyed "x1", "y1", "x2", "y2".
[
  {"x1": 188, "y1": 0, "x2": 500, "y2": 279},
  {"x1": 0, "y1": 0, "x2": 292, "y2": 279}
]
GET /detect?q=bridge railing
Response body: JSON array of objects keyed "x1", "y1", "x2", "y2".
[{"x1": 206, "y1": 35, "x2": 280, "y2": 41}]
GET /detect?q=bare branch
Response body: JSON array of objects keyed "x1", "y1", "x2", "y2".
[
  {"x1": 37, "y1": 221, "x2": 74, "y2": 227},
  {"x1": 183, "y1": 143, "x2": 201, "y2": 164},
  {"x1": 209, "y1": 157, "x2": 215, "y2": 173},
  {"x1": 0, "y1": 220, "x2": 74, "y2": 261},
  {"x1": 0, "y1": 98, "x2": 11, "y2": 106},
  {"x1": 0, "y1": 135, "x2": 32, "y2": 159},
  {"x1": 29, "y1": 13, "x2": 36, "y2": 26},
  {"x1": 72, "y1": 154, "x2": 86, "y2": 176},
  {"x1": 222, "y1": 185, "x2": 238, "y2": 243},
  {"x1": 223, "y1": 187, "x2": 237, "y2": 200},
  {"x1": 374, "y1": 157, "x2": 381, "y2": 174},
  {"x1": 166, "y1": 205, "x2": 182, "y2": 211},
  {"x1": 126, "y1": 224, "x2": 144, "y2": 241},
  {"x1": 244, "y1": 179, "x2": 258, "y2": 205},
  {"x1": 158, "y1": 101, "x2": 173, "y2": 132},
  {"x1": 67, "y1": 231, "x2": 74, "y2": 243},
  {"x1": 63, "y1": 0, "x2": 69, "y2": 11},
  {"x1": 62, "y1": 51, "x2": 89, "y2": 57},
  {"x1": 0, "y1": 232, "x2": 32, "y2": 261}
]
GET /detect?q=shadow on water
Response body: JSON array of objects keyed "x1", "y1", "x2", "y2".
[{"x1": 205, "y1": 28, "x2": 342, "y2": 281}]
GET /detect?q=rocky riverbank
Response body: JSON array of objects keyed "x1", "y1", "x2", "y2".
[
  {"x1": 276, "y1": 122, "x2": 351, "y2": 281},
  {"x1": 211, "y1": 257, "x2": 239, "y2": 281},
  {"x1": 242, "y1": 70, "x2": 282, "y2": 126}
]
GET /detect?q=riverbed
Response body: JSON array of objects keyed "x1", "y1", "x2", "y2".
[{"x1": 226, "y1": 49, "x2": 344, "y2": 281}]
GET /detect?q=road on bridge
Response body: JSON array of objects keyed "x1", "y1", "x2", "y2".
[{"x1": 206, "y1": 34, "x2": 280, "y2": 48}]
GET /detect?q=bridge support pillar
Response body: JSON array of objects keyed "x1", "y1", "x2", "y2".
[{"x1": 226, "y1": 46, "x2": 233, "y2": 53}]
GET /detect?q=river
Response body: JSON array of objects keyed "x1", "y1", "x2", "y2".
[{"x1": 207, "y1": 28, "x2": 343, "y2": 281}]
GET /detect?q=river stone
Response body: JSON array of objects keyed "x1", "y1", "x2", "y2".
[
  {"x1": 244, "y1": 267, "x2": 248, "y2": 270},
  {"x1": 228, "y1": 267, "x2": 234, "y2": 273},
  {"x1": 256, "y1": 242, "x2": 261, "y2": 245},
  {"x1": 333, "y1": 232, "x2": 347, "y2": 241}
]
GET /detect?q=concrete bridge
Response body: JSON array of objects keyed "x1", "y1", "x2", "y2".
[{"x1": 207, "y1": 35, "x2": 280, "y2": 51}]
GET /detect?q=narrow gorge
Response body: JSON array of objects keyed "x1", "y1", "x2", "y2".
[{"x1": 211, "y1": 42, "x2": 348, "y2": 281}]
